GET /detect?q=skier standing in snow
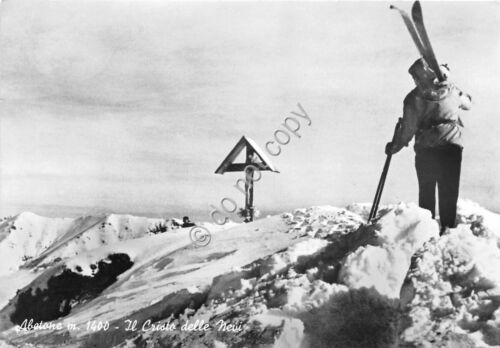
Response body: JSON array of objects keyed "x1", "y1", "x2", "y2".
[{"x1": 385, "y1": 58, "x2": 472, "y2": 234}]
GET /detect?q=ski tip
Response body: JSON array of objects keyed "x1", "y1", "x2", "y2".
[
  {"x1": 412, "y1": 0, "x2": 421, "y2": 12},
  {"x1": 389, "y1": 4, "x2": 403, "y2": 12}
]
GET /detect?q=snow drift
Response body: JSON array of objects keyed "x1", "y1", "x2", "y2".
[{"x1": 0, "y1": 200, "x2": 499, "y2": 348}]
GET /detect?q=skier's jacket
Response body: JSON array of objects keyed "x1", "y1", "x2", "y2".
[{"x1": 392, "y1": 82, "x2": 472, "y2": 153}]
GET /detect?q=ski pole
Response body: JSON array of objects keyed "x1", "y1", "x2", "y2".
[{"x1": 367, "y1": 118, "x2": 402, "y2": 223}]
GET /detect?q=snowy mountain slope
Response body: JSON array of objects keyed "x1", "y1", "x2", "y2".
[
  {"x1": 0, "y1": 201, "x2": 499, "y2": 347},
  {"x1": 0, "y1": 212, "x2": 74, "y2": 276},
  {"x1": 0, "y1": 213, "x2": 182, "y2": 315},
  {"x1": 0, "y1": 214, "x2": 306, "y2": 345},
  {"x1": 22, "y1": 215, "x2": 106, "y2": 267},
  {"x1": 0, "y1": 213, "x2": 169, "y2": 277},
  {"x1": 31, "y1": 214, "x2": 166, "y2": 267}
]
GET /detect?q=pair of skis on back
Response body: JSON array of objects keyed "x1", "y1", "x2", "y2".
[
  {"x1": 368, "y1": 1, "x2": 444, "y2": 223},
  {"x1": 391, "y1": 0, "x2": 445, "y2": 82}
]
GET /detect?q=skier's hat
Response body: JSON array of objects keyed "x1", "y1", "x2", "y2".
[
  {"x1": 408, "y1": 58, "x2": 431, "y2": 77},
  {"x1": 409, "y1": 58, "x2": 451, "y2": 83}
]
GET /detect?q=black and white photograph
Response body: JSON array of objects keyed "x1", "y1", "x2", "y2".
[{"x1": 0, "y1": 1, "x2": 499, "y2": 347}]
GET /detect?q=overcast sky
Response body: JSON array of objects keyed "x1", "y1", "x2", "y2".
[{"x1": 0, "y1": 1, "x2": 499, "y2": 219}]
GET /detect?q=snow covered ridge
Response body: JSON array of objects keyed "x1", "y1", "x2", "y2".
[
  {"x1": 0, "y1": 200, "x2": 499, "y2": 348},
  {"x1": 0, "y1": 212, "x2": 183, "y2": 276},
  {"x1": 0, "y1": 212, "x2": 74, "y2": 276}
]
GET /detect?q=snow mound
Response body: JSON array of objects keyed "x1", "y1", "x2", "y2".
[
  {"x1": 401, "y1": 200, "x2": 500, "y2": 347},
  {"x1": 340, "y1": 202, "x2": 439, "y2": 298}
]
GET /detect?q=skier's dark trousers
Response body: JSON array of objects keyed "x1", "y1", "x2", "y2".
[{"x1": 386, "y1": 58, "x2": 472, "y2": 234}]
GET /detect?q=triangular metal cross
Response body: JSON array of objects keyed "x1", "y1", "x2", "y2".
[
  {"x1": 214, "y1": 136, "x2": 278, "y2": 222},
  {"x1": 215, "y1": 136, "x2": 278, "y2": 175}
]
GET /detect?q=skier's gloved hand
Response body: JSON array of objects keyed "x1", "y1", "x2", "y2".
[
  {"x1": 385, "y1": 142, "x2": 395, "y2": 155},
  {"x1": 439, "y1": 64, "x2": 450, "y2": 81}
]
